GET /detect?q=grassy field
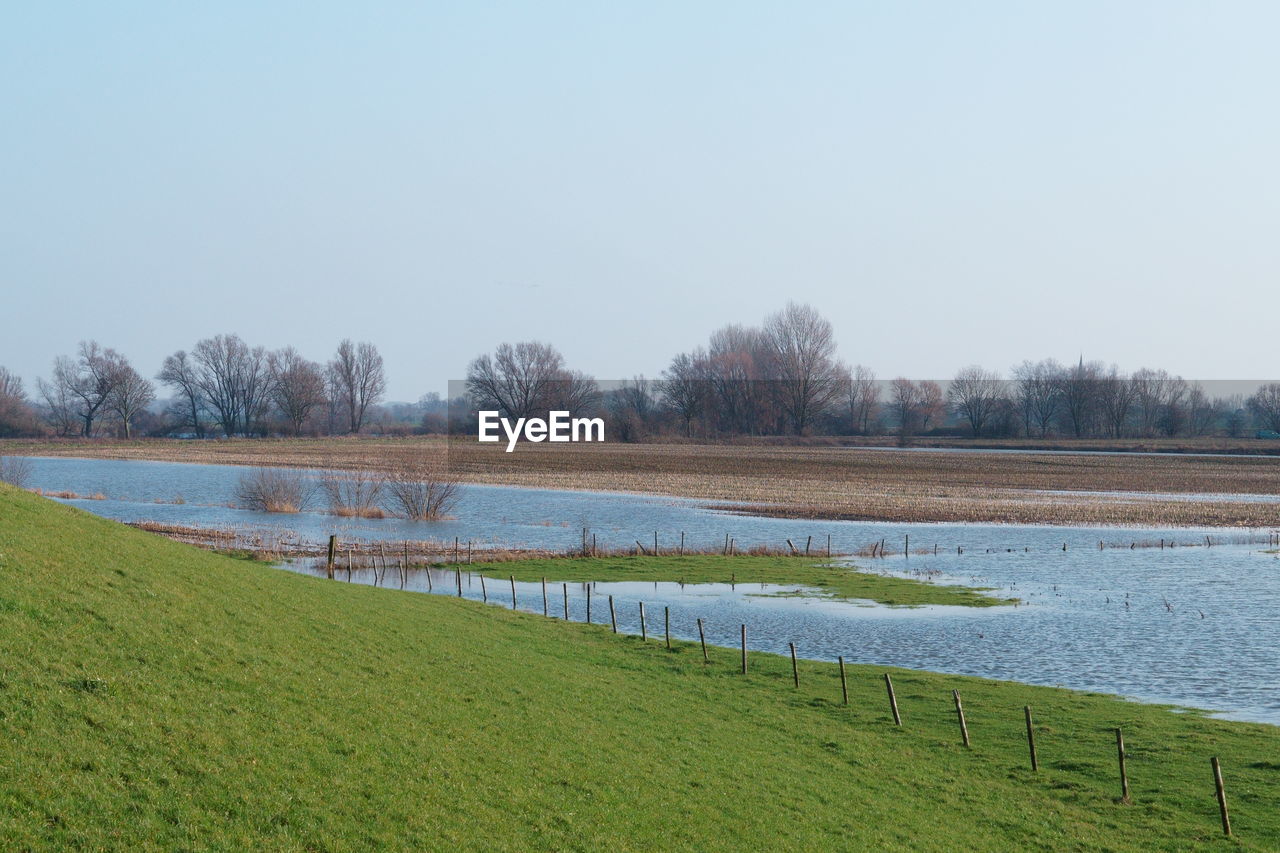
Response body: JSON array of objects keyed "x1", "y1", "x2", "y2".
[
  {"x1": 6, "y1": 435, "x2": 1280, "y2": 526},
  {"x1": 2, "y1": 484, "x2": 1279, "y2": 849},
  {"x1": 476, "y1": 554, "x2": 1015, "y2": 607}
]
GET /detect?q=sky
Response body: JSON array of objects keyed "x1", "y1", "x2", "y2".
[{"x1": 4, "y1": 1, "x2": 1279, "y2": 401}]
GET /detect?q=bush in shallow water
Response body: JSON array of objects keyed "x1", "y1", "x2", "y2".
[
  {"x1": 384, "y1": 458, "x2": 462, "y2": 520},
  {"x1": 320, "y1": 469, "x2": 385, "y2": 518},
  {"x1": 234, "y1": 468, "x2": 311, "y2": 513}
]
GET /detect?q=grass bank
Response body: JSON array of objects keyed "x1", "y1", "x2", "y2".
[
  {"x1": 0, "y1": 484, "x2": 1277, "y2": 849},
  {"x1": 474, "y1": 554, "x2": 1014, "y2": 607}
]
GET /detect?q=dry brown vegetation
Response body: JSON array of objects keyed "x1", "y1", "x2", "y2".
[{"x1": 9, "y1": 436, "x2": 1280, "y2": 526}]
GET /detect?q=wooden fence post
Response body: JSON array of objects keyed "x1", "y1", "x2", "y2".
[
  {"x1": 608, "y1": 595, "x2": 617, "y2": 633},
  {"x1": 562, "y1": 583, "x2": 568, "y2": 620},
  {"x1": 885, "y1": 673, "x2": 901, "y2": 725},
  {"x1": 509, "y1": 575, "x2": 517, "y2": 610},
  {"x1": 838, "y1": 656, "x2": 848, "y2": 705},
  {"x1": 953, "y1": 689, "x2": 970, "y2": 747},
  {"x1": 1025, "y1": 706, "x2": 1038, "y2": 771},
  {"x1": 664, "y1": 606, "x2": 671, "y2": 649},
  {"x1": 1212, "y1": 756, "x2": 1231, "y2": 836},
  {"x1": 541, "y1": 577, "x2": 548, "y2": 616},
  {"x1": 740, "y1": 625, "x2": 747, "y2": 674},
  {"x1": 789, "y1": 643, "x2": 799, "y2": 688},
  {"x1": 697, "y1": 618, "x2": 708, "y2": 663},
  {"x1": 326, "y1": 535, "x2": 336, "y2": 580},
  {"x1": 480, "y1": 575, "x2": 487, "y2": 602},
  {"x1": 639, "y1": 602, "x2": 647, "y2": 641},
  {"x1": 1115, "y1": 728, "x2": 1131, "y2": 803}
]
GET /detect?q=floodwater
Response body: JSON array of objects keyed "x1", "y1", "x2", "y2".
[{"x1": 17, "y1": 455, "x2": 1280, "y2": 725}]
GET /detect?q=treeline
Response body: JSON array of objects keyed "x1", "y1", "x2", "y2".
[
  {"x1": 4, "y1": 303, "x2": 1279, "y2": 441},
  {"x1": 462, "y1": 302, "x2": 1280, "y2": 441},
  {"x1": 0, "y1": 336, "x2": 394, "y2": 439}
]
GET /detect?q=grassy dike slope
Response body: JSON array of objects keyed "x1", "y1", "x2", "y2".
[{"x1": 0, "y1": 485, "x2": 1277, "y2": 851}]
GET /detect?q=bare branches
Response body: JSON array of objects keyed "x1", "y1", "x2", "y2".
[
  {"x1": 269, "y1": 347, "x2": 327, "y2": 436},
  {"x1": 948, "y1": 366, "x2": 1005, "y2": 437},
  {"x1": 0, "y1": 456, "x2": 33, "y2": 488},
  {"x1": 385, "y1": 457, "x2": 462, "y2": 520},
  {"x1": 320, "y1": 469, "x2": 385, "y2": 518},
  {"x1": 763, "y1": 302, "x2": 842, "y2": 434},
  {"x1": 329, "y1": 340, "x2": 386, "y2": 434},
  {"x1": 234, "y1": 468, "x2": 312, "y2": 513}
]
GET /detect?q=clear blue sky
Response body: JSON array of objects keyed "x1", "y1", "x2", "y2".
[{"x1": 4, "y1": 2, "x2": 1277, "y2": 400}]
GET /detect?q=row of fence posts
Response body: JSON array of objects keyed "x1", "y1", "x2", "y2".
[
  {"x1": 318, "y1": 530, "x2": 1248, "y2": 839},
  {"x1": 469, "y1": 570, "x2": 1241, "y2": 839},
  {"x1": 325, "y1": 529, "x2": 1280, "y2": 580}
]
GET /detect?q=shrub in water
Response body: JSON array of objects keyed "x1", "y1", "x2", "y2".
[{"x1": 234, "y1": 468, "x2": 311, "y2": 514}]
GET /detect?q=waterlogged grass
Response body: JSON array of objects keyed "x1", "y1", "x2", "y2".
[
  {"x1": 1, "y1": 484, "x2": 1279, "y2": 849},
  {"x1": 477, "y1": 554, "x2": 1014, "y2": 607}
]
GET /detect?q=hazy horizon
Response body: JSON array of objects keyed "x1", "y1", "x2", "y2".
[{"x1": 6, "y1": 2, "x2": 1278, "y2": 400}]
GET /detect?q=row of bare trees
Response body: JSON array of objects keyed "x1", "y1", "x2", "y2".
[
  {"x1": 158, "y1": 335, "x2": 386, "y2": 437},
  {"x1": 4, "y1": 303, "x2": 1278, "y2": 441},
  {"x1": 36, "y1": 342, "x2": 156, "y2": 438},
  {"x1": 0, "y1": 337, "x2": 386, "y2": 439},
  {"x1": 461, "y1": 304, "x2": 1271, "y2": 440}
]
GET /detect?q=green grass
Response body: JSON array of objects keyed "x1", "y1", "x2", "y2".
[
  {"x1": 1, "y1": 483, "x2": 1277, "y2": 850},
  {"x1": 473, "y1": 554, "x2": 1015, "y2": 607}
]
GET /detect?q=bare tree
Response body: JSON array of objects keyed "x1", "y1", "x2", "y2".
[
  {"x1": 192, "y1": 334, "x2": 249, "y2": 436},
  {"x1": 843, "y1": 365, "x2": 879, "y2": 435},
  {"x1": 466, "y1": 341, "x2": 566, "y2": 420},
  {"x1": 549, "y1": 370, "x2": 601, "y2": 418},
  {"x1": 1184, "y1": 383, "x2": 1217, "y2": 436},
  {"x1": 48, "y1": 342, "x2": 130, "y2": 437},
  {"x1": 37, "y1": 374, "x2": 77, "y2": 437},
  {"x1": 889, "y1": 377, "x2": 924, "y2": 438},
  {"x1": 106, "y1": 363, "x2": 155, "y2": 439},
  {"x1": 605, "y1": 377, "x2": 655, "y2": 441},
  {"x1": 157, "y1": 351, "x2": 206, "y2": 437},
  {"x1": 329, "y1": 340, "x2": 386, "y2": 434},
  {"x1": 948, "y1": 365, "x2": 1004, "y2": 437},
  {"x1": 1097, "y1": 366, "x2": 1134, "y2": 438},
  {"x1": 1012, "y1": 359, "x2": 1062, "y2": 438},
  {"x1": 1058, "y1": 358, "x2": 1103, "y2": 438},
  {"x1": 189, "y1": 334, "x2": 274, "y2": 436},
  {"x1": 269, "y1": 347, "x2": 327, "y2": 435},
  {"x1": 1248, "y1": 383, "x2": 1280, "y2": 432},
  {"x1": 659, "y1": 350, "x2": 708, "y2": 436},
  {"x1": 917, "y1": 381, "x2": 945, "y2": 432},
  {"x1": 706, "y1": 324, "x2": 770, "y2": 435},
  {"x1": 762, "y1": 302, "x2": 841, "y2": 434},
  {"x1": 239, "y1": 345, "x2": 274, "y2": 436},
  {"x1": 0, "y1": 367, "x2": 43, "y2": 437}
]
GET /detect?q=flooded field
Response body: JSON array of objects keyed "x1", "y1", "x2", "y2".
[{"x1": 19, "y1": 455, "x2": 1280, "y2": 724}]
